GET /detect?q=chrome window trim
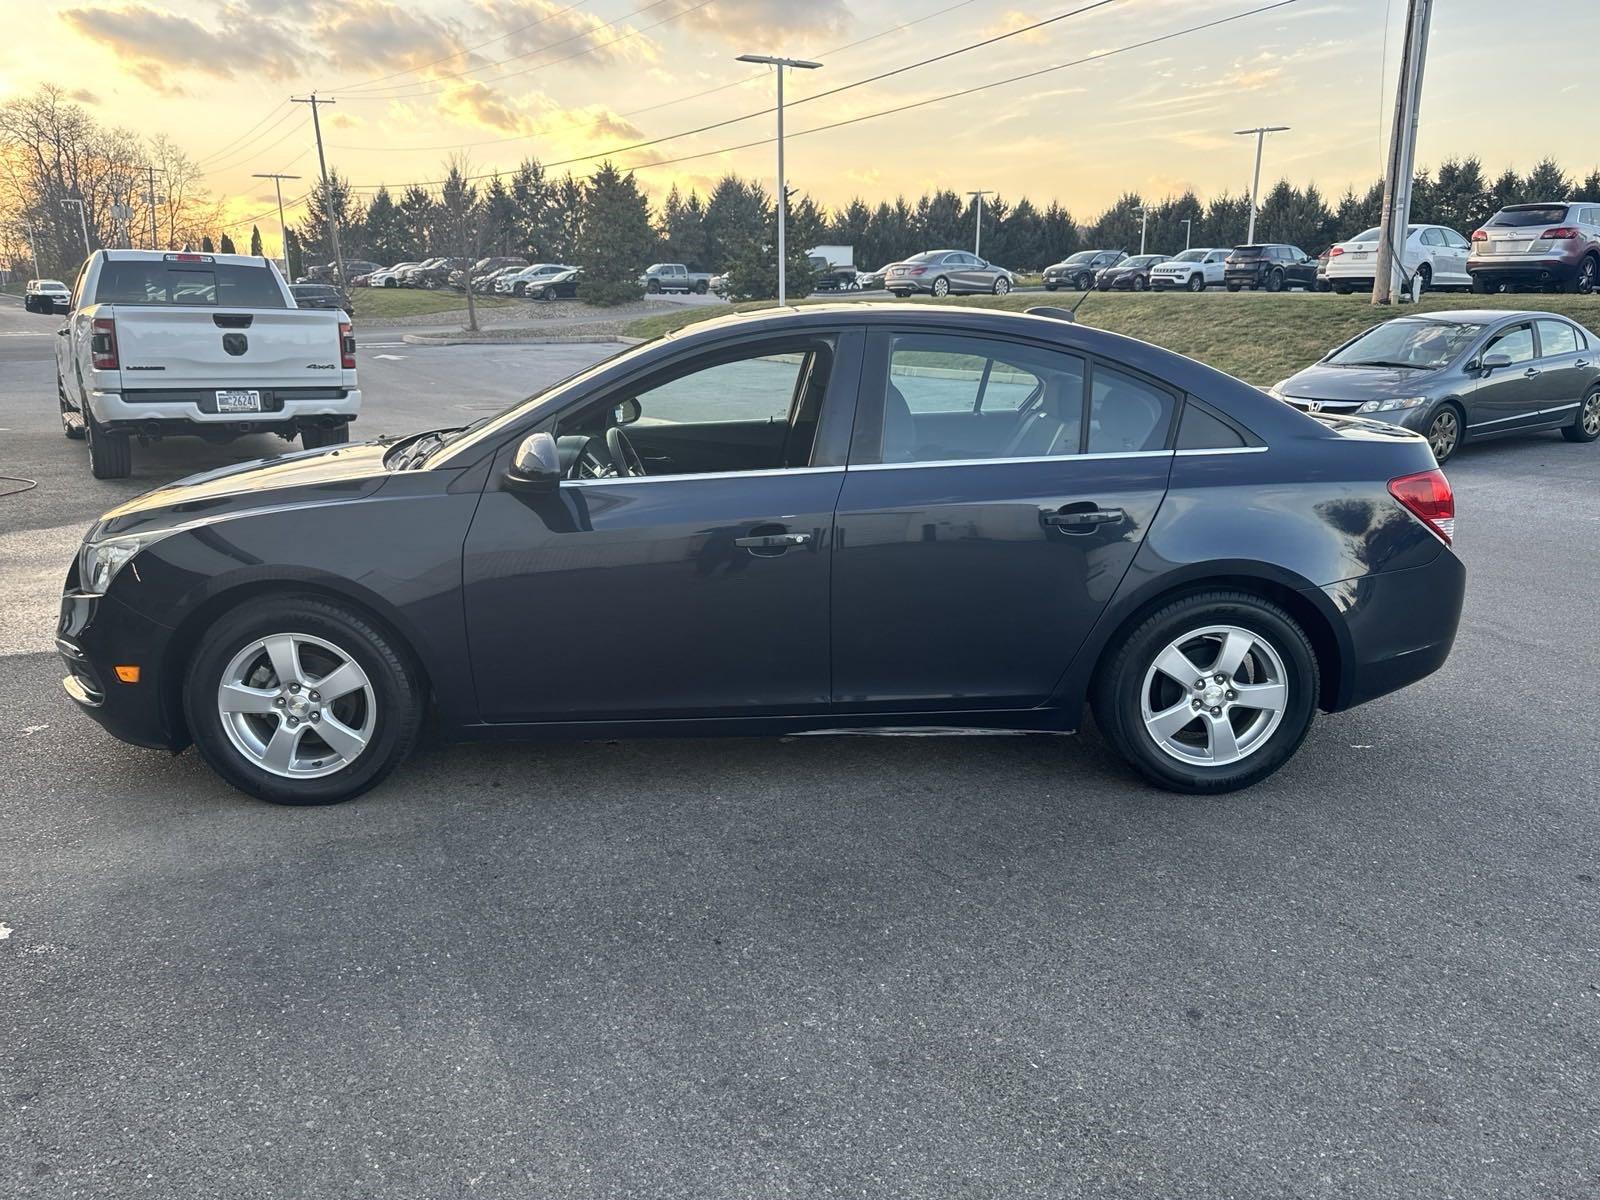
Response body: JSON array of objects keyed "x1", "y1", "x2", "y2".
[
  {"x1": 1174, "y1": 445, "x2": 1269, "y2": 456},
  {"x1": 559, "y1": 465, "x2": 843, "y2": 488},
  {"x1": 848, "y1": 450, "x2": 1173, "y2": 472}
]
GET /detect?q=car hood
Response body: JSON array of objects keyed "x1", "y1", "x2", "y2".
[
  {"x1": 91, "y1": 440, "x2": 396, "y2": 540},
  {"x1": 1280, "y1": 363, "x2": 1443, "y2": 401}
]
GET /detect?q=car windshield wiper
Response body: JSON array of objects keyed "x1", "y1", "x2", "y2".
[
  {"x1": 1336, "y1": 359, "x2": 1429, "y2": 369},
  {"x1": 388, "y1": 427, "x2": 465, "y2": 471}
]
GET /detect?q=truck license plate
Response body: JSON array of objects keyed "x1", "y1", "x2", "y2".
[{"x1": 216, "y1": 389, "x2": 261, "y2": 413}]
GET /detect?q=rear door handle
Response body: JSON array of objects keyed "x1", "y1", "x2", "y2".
[
  {"x1": 1575, "y1": 359, "x2": 1590, "y2": 368},
  {"x1": 734, "y1": 531, "x2": 811, "y2": 551},
  {"x1": 1041, "y1": 506, "x2": 1123, "y2": 531}
]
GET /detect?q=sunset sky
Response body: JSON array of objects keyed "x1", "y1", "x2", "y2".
[{"x1": 4, "y1": 0, "x2": 1594, "y2": 249}]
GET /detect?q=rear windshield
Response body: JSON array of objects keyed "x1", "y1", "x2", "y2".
[
  {"x1": 97, "y1": 260, "x2": 286, "y2": 307},
  {"x1": 1231, "y1": 246, "x2": 1267, "y2": 258},
  {"x1": 1487, "y1": 206, "x2": 1569, "y2": 228},
  {"x1": 292, "y1": 286, "x2": 336, "y2": 297}
]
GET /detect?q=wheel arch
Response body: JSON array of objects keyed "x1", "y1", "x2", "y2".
[{"x1": 159, "y1": 574, "x2": 438, "y2": 749}]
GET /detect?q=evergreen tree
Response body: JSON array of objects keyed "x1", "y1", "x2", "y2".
[
  {"x1": 284, "y1": 227, "x2": 303, "y2": 280},
  {"x1": 1581, "y1": 169, "x2": 1600, "y2": 200},
  {"x1": 201, "y1": 235, "x2": 215, "y2": 252},
  {"x1": 481, "y1": 175, "x2": 516, "y2": 256},
  {"x1": 788, "y1": 192, "x2": 828, "y2": 256},
  {"x1": 575, "y1": 161, "x2": 652, "y2": 306},
  {"x1": 547, "y1": 174, "x2": 585, "y2": 264},
  {"x1": 702, "y1": 175, "x2": 768, "y2": 269},
  {"x1": 1430, "y1": 157, "x2": 1487, "y2": 232},
  {"x1": 659, "y1": 184, "x2": 709, "y2": 269},
  {"x1": 725, "y1": 201, "x2": 815, "y2": 302},
  {"x1": 1088, "y1": 192, "x2": 1146, "y2": 251},
  {"x1": 398, "y1": 184, "x2": 437, "y2": 255},
  {"x1": 219, "y1": 232, "x2": 236, "y2": 254},
  {"x1": 1523, "y1": 157, "x2": 1572, "y2": 201},
  {"x1": 1487, "y1": 168, "x2": 1524, "y2": 213},
  {"x1": 296, "y1": 170, "x2": 362, "y2": 266},
  {"x1": 361, "y1": 186, "x2": 411, "y2": 264},
  {"x1": 1039, "y1": 202, "x2": 1080, "y2": 262},
  {"x1": 249, "y1": 224, "x2": 264, "y2": 256}
]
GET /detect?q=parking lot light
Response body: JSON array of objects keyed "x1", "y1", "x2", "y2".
[{"x1": 736, "y1": 53, "x2": 822, "y2": 306}]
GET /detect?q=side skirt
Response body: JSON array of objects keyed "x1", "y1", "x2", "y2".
[{"x1": 451, "y1": 707, "x2": 1080, "y2": 743}]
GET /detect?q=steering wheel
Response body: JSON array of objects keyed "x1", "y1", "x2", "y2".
[{"x1": 606, "y1": 425, "x2": 646, "y2": 478}]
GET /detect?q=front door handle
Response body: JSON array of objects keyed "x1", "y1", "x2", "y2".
[
  {"x1": 1575, "y1": 359, "x2": 1590, "y2": 368},
  {"x1": 1041, "y1": 505, "x2": 1123, "y2": 532},
  {"x1": 734, "y1": 532, "x2": 810, "y2": 548},
  {"x1": 1523, "y1": 367, "x2": 1541, "y2": 378}
]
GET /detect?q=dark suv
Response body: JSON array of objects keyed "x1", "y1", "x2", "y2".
[
  {"x1": 1043, "y1": 249, "x2": 1126, "y2": 291},
  {"x1": 1225, "y1": 244, "x2": 1319, "y2": 292}
]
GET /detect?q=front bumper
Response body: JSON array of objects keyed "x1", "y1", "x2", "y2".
[
  {"x1": 58, "y1": 588, "x2": 184, "y2": 751},
  {"x1": 1322, "y1": 549, "x2": 1465, "y2": 711}
]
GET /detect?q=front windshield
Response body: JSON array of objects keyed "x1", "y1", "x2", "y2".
[
  {"x1": 1326, "y1": 320, "x2": 1481, "y2": 370},
  {"x1": 1125, "y1": 256, "x2": 1162, "y2": 267},
  {"x1": 1063, "y1": 251, "x2": 1095, "y2": 264},
  {"x1": 1169, "y1": 249, "x2": 1206, "y2": 262}
]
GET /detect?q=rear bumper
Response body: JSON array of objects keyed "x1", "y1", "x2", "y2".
[
  {"x1": 1323, "y1": 549, "x2": 1465, "y2": 711},
  {"x1": 88, "y1": 387, "x2": 361, "y2": 432},
  {"x1": 1466, "y1": 255, "x2": 1580, "y2": 283},
  {"x1": 58, "y1": 589, "x2": 183, "y2": 751}
]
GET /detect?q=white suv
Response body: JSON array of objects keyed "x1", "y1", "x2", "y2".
[
  {"x1": 1149, "y1": 249, "x2": 1230, "y2": 292},
  {"x1": 1325, "y1": 224, "x2": 1471, "y2": 294},
  {"x1": 24, "y1": 278, "x2": 71, "y2": 313}
]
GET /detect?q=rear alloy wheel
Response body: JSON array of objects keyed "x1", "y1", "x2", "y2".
[
  {"x1": 1562, "y1": 388, "x2": 1600, "y2": 443},
  {"x1": 1187, "y1": 273, "x2": 1206, "y2": 293},
  {"x1": 85, "y1": 413, "x2": 131, "y2": 479},
  {"x1": 931, "y1": 276, "x2": 950, "y2": 298},
  {"x1": 184, "y1": 596, "x2": 425, "y2": 805},
  {"x1": 1265, "y1": 269, "x2": 1285, "y2": 293},
  {"x1": 1094, "y1": 591, "x2": 1318, "y2": 793},
  {"x1": 1426, "y1": 406, "x2": 1461, "y2": 464},
  {"x1": 1570, "y1": 255, "x2": 1599, "y2": 295},
  {"x1": 992, "y1": 276, "x2": 1011, "y2": 296}
]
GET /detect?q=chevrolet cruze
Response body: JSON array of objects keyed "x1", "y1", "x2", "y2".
[{"x1": 59, "y1": 305, "x2": 1464, "y2": 805}]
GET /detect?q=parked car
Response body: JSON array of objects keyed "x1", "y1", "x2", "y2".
[
  {"x1": 885, "y1": 250, "x2": 1013, "y2": 297},
  {"x1": 367, "y1": 262, "x2": 422, "y2": 288},
  {"x1": 1095, "y1": 254, "x2": 1166, "y2": 291},
  {"x1": 55, "y1": 250, "x2": 359, "y2": 479},
  {"x1": 1042, "y1": 250, "x2": 1126, "y2": 291},
  {"x1": 450, "y1": 257, "x2": 530, "y2": 291},
  {"x1": 1148, "y1": 248, "x2": 1231, "y2": 292},
  {"x1": 709, "y1": 272, "x2": 730, "y2": 297},
  {"x1": 24, "y1": 278, "x2": 71, "y2": 313},
  {"x1": 58, "y1": 303, "x2": 1463, "y2": 805},
  {"x1": 641, "y1": 263, "x2": 711, "y2": 294},
  {"x1": 497, "y1": 263, "x2": 570, "y2": 296},
  {"x1": 1468, "y1": 201, "x2": 1600, "y2": 294},
  {"x1": 472, "y1": 266, "x2": 525, "y2": 294},
  {"x1": 855, "y1": 265, "x2": 889, "y2": 291},
  {"x1": 290, "y1": 282, "x2": 352, "y2": 314},
  {"x1": 808, "y1": 245, "x2": 858, "y2": 291},
  {"x1": 1269, "y1": 310, "x2": 1600, "y2": 464},
  {"x1": 305, "y1": 260, "x2": 381, "y2": 287},
  {"x1": 1315, "y1": 248, "x2": 1332, "y2": 292},
  {"x1": 525, "y1": 266, "x2": 583, "y2": 300},
  {"x1": 1325, "y1": 224, "x2": 1472, "y2": 294},
  {"x1": 413, "y1": 257, "x2": 470, "y2": 289},
  {"x1": 1224, "y1": 244, "x2": 1320, "y2": 292}
]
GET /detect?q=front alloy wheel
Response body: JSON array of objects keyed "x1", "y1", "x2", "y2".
[
  {"x1": 217, "y1": 634, "x2": 376, "y2": 779},
  {"x1": 993, "y1": 276, "x2": 1011, "y2": 296},
  {"x1": 1426, "y1": 407, "x2": 1460, "y2": 464}
]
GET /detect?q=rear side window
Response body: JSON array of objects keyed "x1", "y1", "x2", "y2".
[
  {"x1": 1536, "y1": 320, "x2": 1582, "y2": 357},
  {"x1": 1177, "y1": 405, "x2": 1246, "y2": 450},
  {"x1": 1421, "y1": 228, "x2": 1445, "y2": 246},
  {"x1": 96, "y1": 261, "x2": 286, "y2": 308},
  {"x1": 1088, "y1": 366, "x2": 1175, "y2": 453}
]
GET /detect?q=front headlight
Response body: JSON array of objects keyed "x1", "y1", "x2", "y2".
[
  {"x1": 1267, "y1": 380, "x2": 1291, "y2": 401},
  {"x1": 79, "y1": 531, "x2": 172, "y2": 594},
  {"x1": 1357, "y1": 395, "x2": 1428, "y2": 414}
]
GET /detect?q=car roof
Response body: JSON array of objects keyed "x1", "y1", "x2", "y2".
[
  {"x1": 97, "y1": 249, "x2": 276, "y2": 267},
  {"x1": 1385, "y1": 309, "x2": 1559, "y2": 327}
]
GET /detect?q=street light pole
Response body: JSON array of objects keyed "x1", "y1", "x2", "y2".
[
  {"x1": 1135, "y1": 206, "x2": 1149, "y2": 255},
  {"x1": 1234, "y1": 125, "x2": 1290, "y2": 244},
  {"x1": 736, "y1": 54, "x2": 822, "y2": 306},
  {"x1": 1181, "y1": 218, "x2": 1192, "y2": 250},
  {"x1": 253, "y1": 172, "x2": 302, "y2": 271},
  {"x1": 967, "y1": 190, "x2": 995, "y2": 257}
]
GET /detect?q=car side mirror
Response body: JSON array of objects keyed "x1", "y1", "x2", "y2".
[
  {"x1": 612, "y1": 398, "x2": 641, "y2": 425},
  {"x1": 505, "y1": 431, "x2": 563, "y2": 492},
  {"x1": 1480, "y1": 352, "x2": 1512, "y2": 373}
]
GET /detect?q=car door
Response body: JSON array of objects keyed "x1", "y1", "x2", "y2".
[
  {"x1": 1464, "y1": 321, "x2": 1547, "y2": 434},
  {"x1": 1437, "y1": 228, "x2": 1472, "y2": 286},
  {"x1": 460, "y1": 329, "x2": 863, "y2": 723},
  {"x1": 1532, "y1": 319, "x2": 1593, "y2": 422},
  {"x1": 1204, "y1": 249, "x2": 1229, "y2": 284},
  {"x1": 830, "y1": 328, "x2": 1175, "y2": 712}
]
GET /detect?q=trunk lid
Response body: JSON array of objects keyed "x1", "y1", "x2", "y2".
[{"x1": 108, "y1": 307, "x2": 346, "y2": 390}]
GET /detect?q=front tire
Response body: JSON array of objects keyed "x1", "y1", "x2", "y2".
[
  {"x1": 1563, "y1": 387, "x2": 1600, "y2": 443},
  {"x1": 183, "y1": 595, "x2": 425, "y2": 805},
  {"x1": 1093, "y1": 591, "x2": 1319, "y2": 794},
  {"x1": 992, "y1": 276, "x2": 1011, "y2": 296},
  {"x1": 86, "y1": 413, "x2": 131, "y2": 479},
  {"x1": 1425, "y1": 404, "x2": 1463, "y2": 464},
  {"x1": 1187, "y1": 273, "x2": 1205, "y2": 293}
]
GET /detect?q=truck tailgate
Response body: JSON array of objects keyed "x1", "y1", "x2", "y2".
[{"x1": 110, "y1": 307, "x2": 345, "y2": 390}]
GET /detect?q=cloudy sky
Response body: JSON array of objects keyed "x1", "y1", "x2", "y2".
[{"x1": 5, "y1": 0, "x2": 1594, "y2": 242}]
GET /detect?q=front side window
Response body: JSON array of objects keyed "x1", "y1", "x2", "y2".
[
  {"x1": 628, "y1": 353, "x2": 810, "y2": 425},
  {"x1": 1484, "y1": 324, "x2": 1535, "y2": 365},
  {"x1": 877, "y1": 334, "x2": 1083, "y2": 463},
  {"x1": 1536, "y1": 320, "x2": 1581, "y2": 357}
]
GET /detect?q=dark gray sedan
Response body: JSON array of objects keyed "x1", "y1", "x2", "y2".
[{"x1": 1270, "y1": 310, "x2": 1600, "y2": 463}]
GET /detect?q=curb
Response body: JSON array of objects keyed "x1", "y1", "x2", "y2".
[{"x1": 400, "y1": 333, "x2": 644, "y2": 347}]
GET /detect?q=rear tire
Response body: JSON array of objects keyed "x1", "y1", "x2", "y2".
[
  {"x1": 1562, "y1": 387, "x2": 1600, "y2": 443},
  {"x1": 1133, "y1": 275, "x2": 1148, "y2": 291},
  {"x1": 1414, "y1": 263, "x2": 1431, "y2": 296},
  {"x1": 1265, "y1": 269, "x2": 1285, "y2": 293},
  {"x1": 646, "y1": 279, "x2": 662, "y2": 294},
  {"x1": 183, "y1": 595, "x2": 425, "y2": 805},
  {"x1": 931, "y1": 276, "x2": 950, "y2": 298},
  {"x1": 1226, "y1": 283, "x2": 1242, "y2": 292},
  {"x1": 1568, "y1": 255, "x2": 1599, "y2": 295},
  {"x1": 85, "y1": 414, "x2": 131, "y2": 480},
  {"x1": 301, "y1": 421, "x2": 349, "y2": 450},
  {"x1": 1093, "y1": 590, "x2": 1319, "y2": 793}
]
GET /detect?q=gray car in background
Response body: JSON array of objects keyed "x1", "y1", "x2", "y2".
[
  {"x1": 1468, "y1": 201, "x2": 1600, "y2": 294},
  {"x1": 1269, "y1": 310, "x2": 1600, "y2": 463},
  {"x1": 1043, "y1": 249, "x2": 1126, "y2": 291},
  {"x1": 885, "y1": 250, "x2": 1013, "y2": 297}
]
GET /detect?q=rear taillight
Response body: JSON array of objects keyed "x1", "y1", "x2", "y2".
[
  {"x1": 1328, "y1": 247, "x2": 1344, "y2": 257},
  {"x1": 339, "y1": 320, "x2": 356, "y2": 369},
  {"x1": 1470, "y1": 229, "x2": 1487, "y2": 242},
  {"x1": 1540, "y1": 226, "x2": 1579, "y2": 240},
  {"x1": 90, "y1": 317, "x2": 118, "y2": 370},
  {"x1": 907, "y1": 267, "x2": 926, "y2": 276},
  {"x1": 1389, "y1": 469, "x2": 1454, "y2": 545}
]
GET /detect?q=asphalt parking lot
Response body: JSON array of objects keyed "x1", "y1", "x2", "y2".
[{"x1": 3, "y1": 296, "x2": 1599, "y2": 1198}]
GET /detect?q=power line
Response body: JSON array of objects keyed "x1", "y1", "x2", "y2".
[
  {"x1": 343, "y1": 0, "x2": 708, "y2": 101},
  {"x1": 197, "y1": 112, "x2": 308, "y2": 178},
  {"x1": 192, "y1": 101, "x2": 291, "y2": 166},
  {"x1": 349, "y1": 0, "x2": 1135, "y2": 187},
  {"x1": 348, "y1": 0, "x2": 1297, "y2": 192}
]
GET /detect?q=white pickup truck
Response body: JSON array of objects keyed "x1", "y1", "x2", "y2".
[{"x1": 55, "y1": 250, "x2": 361, "y2": 479}]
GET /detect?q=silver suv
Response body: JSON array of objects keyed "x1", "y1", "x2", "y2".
[{"x1": 1468, "y1": 201, "x2": 1600, "y2": 294}]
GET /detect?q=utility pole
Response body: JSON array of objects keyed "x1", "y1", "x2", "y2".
[
  {"x1": 1135, "y1": 206, "x2": 1150, "y2": 255},
  {"x1": 1181, "y1": 218, "x2": 1193, "y2": 250},
  {"x1": 61, "y1": 197, "x2": 91, "y2": 256},
  {"x1": 1373, "y1": 0, "x2": 1434, "y2": 305},
  {"x1": 967, "y1": 190, "x2": 995, "y2": 257},
  {"x1": 1234, "y1": 125, "x2": 1290, "y2": 244},
  {"x1": 291, "y1": 93, "x2": 345, "y2": 288},
  {"x1": 252, "y1": 172, "x2": 301, "y2": 271},
  {"x1": 736, "y1": 54, "x2": 822, "y2": 306},
  {"x1": 144, "y1": 164, "x2": 166, "y2": 249}
]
